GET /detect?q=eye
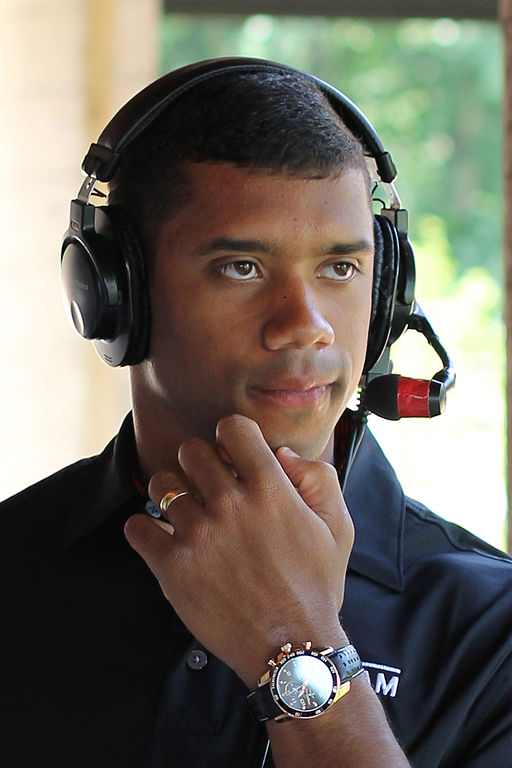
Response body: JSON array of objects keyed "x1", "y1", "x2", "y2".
[
  {"x1": 320, "y1": 262, "x2": 357, "y2": 282},
  {"x1": 215, "y1": 261, "x2": 261, "y2": 281}
]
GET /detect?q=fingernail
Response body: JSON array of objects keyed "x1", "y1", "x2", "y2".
[{"x1": 279, "y1": 446, "x2": 298, "y2": 457}]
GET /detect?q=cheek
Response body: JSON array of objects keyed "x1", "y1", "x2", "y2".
[
  {"x1": 355, "y1": 293, "x2": 373, "y2": 358},
  {"x1": 150, "y1": 275, "x2": 204, "y2": 342},
  {"x1": 333, "y1": 280, "x2": 373, "y2": 357},
  {"x1": 149, "y1": 282, "x2": 243, "y2": 376}
]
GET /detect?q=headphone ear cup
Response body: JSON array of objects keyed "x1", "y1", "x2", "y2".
[
  {"x1": 99, "y1": 205, "x2": 151, "y2": 366},
  {"x1": 363, "y1": 215, "x2": 400, "y2": 373},
  {"x1": 61, "y1": 203, "x2": 150, "y2": 367}
]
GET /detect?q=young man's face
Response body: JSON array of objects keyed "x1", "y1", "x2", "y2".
[{"x1": 135, "y1": 162, "x2": 374, "y2": 461}]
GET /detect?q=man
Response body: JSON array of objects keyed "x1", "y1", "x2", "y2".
[{"x1": 1, "y1": 59, "x2": 511, "y2": 767}]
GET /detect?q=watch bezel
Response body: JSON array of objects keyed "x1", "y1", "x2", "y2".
[{"x1": 269, "y1": 648, "x2": 341, "y2": 719}]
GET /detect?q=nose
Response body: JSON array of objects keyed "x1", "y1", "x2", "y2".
[{"x1": 262, "y1": 278, "x2": 335, "y2": 351}]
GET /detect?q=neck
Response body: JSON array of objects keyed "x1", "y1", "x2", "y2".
[{"x1": 131, "y1": 392, "x2": 189, "y2": 488}]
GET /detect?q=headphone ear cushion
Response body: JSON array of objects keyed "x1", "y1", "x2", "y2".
[
  {"x1": 364, "y1": 215, "x2": 399, "y2": 372},
  {"x1": 99, "y1": 205, "x2": 151, "y2": 366},
  {"x1": 370, "y1": 216, "x2": 384, "y2": 327}
]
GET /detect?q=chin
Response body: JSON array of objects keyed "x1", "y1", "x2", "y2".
[
  {"x1": 261, "y1": 425, "x2": 335, "y2": 462},
  {"x1": 255, "y1": 404, "x2": 344, "y2": 461}
]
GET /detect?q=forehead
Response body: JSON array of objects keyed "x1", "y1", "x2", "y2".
[{"x1": 158, "y1": 162, "x2": 374, "y2": 248}]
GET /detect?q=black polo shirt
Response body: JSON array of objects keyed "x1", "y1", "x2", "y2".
[{"x1": 0, "y1": 414, "x2": 511, "y2": 767}]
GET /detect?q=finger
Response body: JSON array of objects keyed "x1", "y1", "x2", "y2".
[
  {"x1": 216, "y1": 442, "x2": 237, "y2": 472},
  {"x1": 148, "y1": 469, "x2": 187, "y2": 503},
  {"x1": 215, "y1": 414, "x2": 279, "y2": 480},
  {"x1": 124, "y1": 514, "x2": 177, "y2": 583},
  {"x1": 177, "y1": 436, "x2": 237, "y2": 499},
  {"x1": 148, "y1": 469, "x2": 198, "y2": 510},
  {"x1": 153, "y1": 518, "x2": 176, "y2": 535},
  {"x1": 148, "y1": 470, "x2": 201, "y2": 537},
  {"x1": 275, "y1": 447, "x2": 353, "y2": 545}
]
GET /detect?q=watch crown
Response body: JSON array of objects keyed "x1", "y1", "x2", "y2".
[
  {"x1": 303, "y1": 641, "x2": 312, "y2": 651},
  {"x1": 267, "y1": 658, "x2": 277, "y2": 668},
  {"x1": 281, "y1": 642, "x2": 292, "y2": 654}
]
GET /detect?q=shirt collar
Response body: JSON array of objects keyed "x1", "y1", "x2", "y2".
[
  {"x1": 58, "y1": 414, "x2": 140, "y2": 550},
  {"x1": 110, "y1": 413, "x2": 406, "y2": 593},
  {"x1": 61, "y1": 413, "x2": 405, "y2": 592}
]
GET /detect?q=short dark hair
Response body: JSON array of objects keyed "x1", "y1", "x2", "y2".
[{"x1": 108, "y1": 69, "x2": 368, "y2": 259}]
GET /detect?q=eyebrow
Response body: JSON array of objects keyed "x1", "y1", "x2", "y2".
[
  {"x1": 195, "y1": 236, "x2": 373, "y2": 256},
  {"x1": 327, "y1": 239, "x2": 374, "y2": 255},
  {"x1": 195, "y1": 237, "x2": 273, "y2": 255}
]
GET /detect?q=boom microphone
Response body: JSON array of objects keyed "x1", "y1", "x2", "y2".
[{"x1": 362, "y1": 304, "x2": 455, "y2": 420}]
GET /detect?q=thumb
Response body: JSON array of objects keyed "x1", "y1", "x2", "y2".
[
  {"x1": 124, "y1": 513, "x2": 176, "y2": 583},
  {"x1": 275, "y1": 447, "x2": 353, "y2": 545}
]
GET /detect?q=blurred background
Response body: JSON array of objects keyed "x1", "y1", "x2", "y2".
[{"x1": 0, "y1": 1, "x2": 506, "y2": 549}]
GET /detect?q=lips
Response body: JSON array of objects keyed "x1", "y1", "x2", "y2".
[
  {"x1": 248, "y1": 378, "x2": 335, "y2": 409},
  {"x1": 251, "y1": 374, "x2": 336, "y2": 391}
]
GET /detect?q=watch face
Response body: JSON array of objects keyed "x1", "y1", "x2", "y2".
[{"x1": 270, "y1": 650, "x2": 339, "y2": 718}]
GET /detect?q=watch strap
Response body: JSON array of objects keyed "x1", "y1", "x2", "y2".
[
  {"x1": 329, "y1": 643, "x2": 363, "y2": 680},
  {"x1": 247, "y1": 680, "x2": 284, "y2": 722}
]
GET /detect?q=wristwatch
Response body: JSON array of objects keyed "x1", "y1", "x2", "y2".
[{"x1": 247, "y1": 642, "x2": 363, "y2": 722}]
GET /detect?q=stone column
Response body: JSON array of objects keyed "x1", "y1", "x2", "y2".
[
  {"x1": 501, "y1": 0, "x2": 512, "y2": 552},
  {"x1": 0, "y1": 0, "x2": 159, "y2": 500}
]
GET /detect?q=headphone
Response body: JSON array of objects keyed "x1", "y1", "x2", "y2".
[{"x1": 61, "y1": 57, "x2": 453, "y2": 418}]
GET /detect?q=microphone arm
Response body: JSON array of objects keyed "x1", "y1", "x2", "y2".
[{"x1": 362, "y1": 303, "x2": 456, "y2": 421}]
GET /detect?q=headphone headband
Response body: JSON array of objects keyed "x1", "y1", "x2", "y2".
[{"x1": 82, "y1": 57, "x2": 397, "y2": 184}]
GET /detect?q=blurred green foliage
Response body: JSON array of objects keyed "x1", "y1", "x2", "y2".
[
  {"x1": 161, "y1": 15, "x2": 503, "y2": 279},
  {"x1": 160, "y1": 15, "x2": 507, "y2": 548}
]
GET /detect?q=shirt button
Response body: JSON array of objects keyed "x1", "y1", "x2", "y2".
[
  {"x1": 186, "y1": 649, "x2": 208, "y2": 670},
  {"x1": 145, "y1": 500, "x2": 162, "y2": 519}
]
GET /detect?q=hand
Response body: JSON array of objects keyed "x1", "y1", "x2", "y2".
[{"x1": 124, "y1": 414, "x2": 354, "y2": 687}]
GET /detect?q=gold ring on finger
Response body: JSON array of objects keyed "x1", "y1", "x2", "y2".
[{"x1": 159, "y1": 489, "x2": 190, "y2": 512}]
